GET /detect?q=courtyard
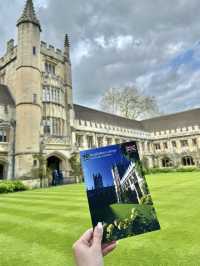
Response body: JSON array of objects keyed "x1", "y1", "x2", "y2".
[{"x1": 0, "y1": 171, "x2": 200, "y2": 266}]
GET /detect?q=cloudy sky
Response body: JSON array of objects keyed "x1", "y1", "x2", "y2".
[{"x1": 1, "y1": 0, "x2": 200, "y2": 115}]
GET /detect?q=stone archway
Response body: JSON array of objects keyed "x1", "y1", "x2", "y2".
[
  {"x1": 47, "y1": 156, "x2": 61, "y2": 172},
  {"x1": 46, "y1": 152, "x2": 69, "y2": 185},
  {"x1": 0, "y1": 160, "x2": 8, "y2": 180},
  {"x1": 0, "y1": 164, "x2": 4, "y2": 179}
]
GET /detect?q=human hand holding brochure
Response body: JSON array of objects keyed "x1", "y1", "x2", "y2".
[{"x1": 80, "y1": 141, "x2": 160, "y2": 243}]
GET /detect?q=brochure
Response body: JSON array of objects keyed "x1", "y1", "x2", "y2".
[{"x1": 80, "y1": 141, "x2": 160, "y2": 243}]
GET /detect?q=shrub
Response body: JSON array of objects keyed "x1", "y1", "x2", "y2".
[
  {"x1": 176, "y1": 167, "x2": 199, "y2": 172},
  {"x1": 0, "y1": 180, "x2": 28, "y2": 194},
  {"x1": 140, "y1": 194, "x2": 153, "y2": 205},
  {"x1": 144, "y1": 167, "x2": 200, "y2": 175},
  {"x1": 0, "y1": 182, "x2": 14, "y2": 193},
  {"x1": 12, "y1": 180, "x2": 27, "y2": 192}
]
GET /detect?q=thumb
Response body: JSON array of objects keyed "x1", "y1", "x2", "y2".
[{"x1": 92, "y1": 222, "x2": 103, "y2": 248}]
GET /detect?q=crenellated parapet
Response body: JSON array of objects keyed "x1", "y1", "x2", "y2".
[
  {"x1": 73, "y1": 118, "x2": 151, "y2": 140},
  {"x1": 40, "y1": 41, "x2": 66, "y2": 62},
  {"x1": 0, "y1": 42, "x2": 17, "y2": 70},
  {"x1": 151, "y1": 125, "x2": 200, "y2": 139}
]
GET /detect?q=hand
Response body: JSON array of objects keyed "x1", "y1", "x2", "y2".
[{"x1": 73, "y1": 222, "x2": 117, "y2": 266}]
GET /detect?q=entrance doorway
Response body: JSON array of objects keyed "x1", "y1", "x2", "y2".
[
  {"x1": 0, "y1": 164, "x2": 4, "y2": 179},
  {"x1": 47, "y1": 156, "x2": 61, "y2": 172},
  {"x1": 47, "y1": 156, "x2": 63, "y2": 186}
]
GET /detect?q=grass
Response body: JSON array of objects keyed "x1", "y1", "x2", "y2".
[
  {"x1": 91, "y1": 203, "x2": 135, "y2": 224},
  {"x1": 110, "y1": 203, "x2": 135, "y2": 219},
  {"x1": 0, "y1": 172, "x2": 200, "y2": 266}
]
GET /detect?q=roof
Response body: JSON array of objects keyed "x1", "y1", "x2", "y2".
[
  {"x1": 0, "y1": 85, "x2": 15, "y2": 106},
  {"x1": 74, "y1": 104, "x2": 200, "y2": 132},
  {"x1": 74, "y1": 104, "x2": 143, "y2": 130},
  {"x1": 17, "y1": 0, "x2": 41, "y2": 31},
  {"x1": 141, "y1": 108, "x2": 200, "y2": 132}
]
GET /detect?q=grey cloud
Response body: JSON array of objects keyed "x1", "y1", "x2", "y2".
[{"x1": 1, "y1": 0, "x2": 200, "y2": 114}]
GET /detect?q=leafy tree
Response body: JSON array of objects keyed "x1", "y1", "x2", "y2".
[
  {"x1": 100, "y1": 86, "x2": 161, "y2": 120},
  {"x1": 69, "y1": 152, "x2": 83, "y2": 183},
  {"x1": 32, "y1": 153, "x2": 47, "y2": 188}
]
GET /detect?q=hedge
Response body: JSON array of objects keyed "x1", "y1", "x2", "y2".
[
  {"x1": 144, "y1": 167, "x2": 200, "y2": 175},
  {"x1": 0, "y1": 180, "x2": 28, "y2": 194}
]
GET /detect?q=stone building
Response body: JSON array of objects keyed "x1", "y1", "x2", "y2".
[
  {"x1": 0, "y1": 0, "x2": 200, "y2": 181},
  {"x1": 112, "y1": 161, "x2": 145, "y2": 204}
]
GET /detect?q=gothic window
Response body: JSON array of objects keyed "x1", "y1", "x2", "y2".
[
  {"x1": 0, "y1": 131, "x2": 7, "y2": 142},
  {"x1": 87, "y1": 136, "x2": 93, "y2": 148},
  {"x1": 52, "y1": 118, "x2": 57, "y2": 135},
  {"x1": 147, "y1": 142, "x2": 151, "y2": 152},
  {"x1": 180, "y1": 140, "x2": 188, "y2": 147},
  {"x1": 141, "y1": 142, "x2": 145, "y2": 151},
  {"x1": 33, "y1": 160, "x2": 37, "y2": 167},
  {"x1": 62, "y1": 91, "x2": 65, "y2": 105},
  {"x1": 182, "y1": 156, "x2": 195, "y2": 166},
  {"x1": 45, "y1": 63, "x2": 48, "y2": 73},
  {"x1": 162, "y1": 157, "x2": 173, "y2": 168},
  {"x1": 53, "y1": 88, "x2": 56, "y2": 102},
  {"x1": 33, "y1": 46, "x2": 36, "y2": 55},
  {"x1": 49, "y1": 64, "x2": 52, "y2": 73},
  {"x1": 4, "y1": 105, "x2": 8, "y2": 114},
  {"x1": 43, "y1": 118, "x2": 51, "y2": 134},
  {"x1": 33, "y1": 94, "x2": 37, "y2": 104},
  {"x1": 52, "y1": 65, "x2": 55, "y2": 75},
  {"x1": 45, "y1": 62, "x2": 56, "y2": 75},
  {"x1": 154, "y1": 143, "x2": 161, "y2": 150},
  {"x1": 61, "y1": 120, "x2": 64, "y2": 136},
  {"x1": 163, "y1": 142, "x2": 168, "y2": 149},
  {"x1": 115, "y1": 139, "x2": 120, "y2": 144},
  {"x1": 76, "y1": 135, "x2": 83, "y2": 147},
  {"x1": 46, "y1": 87, "x2": 50, "y2": 101},
  {"x1": 58, "y1": 119, "x2": 61, "y2": 136},
  {"x1": 51, "y1": 87, "x2": 53, "y2": 102},
  {"x1": 106, "y1": 138, "x2": 112, "y2": 145},
  {"x1": 172, "y1": 141, "x2": 177, "y2": 148},
  {"x1": 192, "y1": 138, "x2": 197, "y2": 146},
  {"x1": 43, "y1": 118, "x2": 64, "y2": 136},
  {"x1": 97, "y1": 137, "x2": 103, "y2": 147},
  {"x1": 43, "y1": 87, "x2": 46, "y2": 101},
  {"x1": 57, "y1": 89, "x2": 60, "y2": 103}
]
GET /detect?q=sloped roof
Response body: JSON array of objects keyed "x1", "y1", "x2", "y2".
[
  {"x1": 74, "y1": 104, "x2": 200, "y2": 133},
  {"x1": 141, "y1": 108, "x2": 200, "y2": 132},
  {"x1": 17, "y1": 0, "x2": 41, "y2": 31},
  {"x1": 74, "y1": 104, "x2": 143, "y2": 130},
  {"x1": 0, "y1": 85, "x2": 15, "y2": 106}
]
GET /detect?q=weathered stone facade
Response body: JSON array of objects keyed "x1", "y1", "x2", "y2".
[{"x1": 0, "y1": 0, "x2": 199, "y2": 181}]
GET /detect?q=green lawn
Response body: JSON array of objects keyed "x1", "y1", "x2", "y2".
[
  {"x1": 110, "y1": 203, "x2": 135, "y2": 219},
  {"x1": 0, "y1": 172, "x2": 200, "y2": 266}
]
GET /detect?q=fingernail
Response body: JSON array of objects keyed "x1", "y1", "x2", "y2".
[{"x1": 97, "y1": 222, "x2": 103, "y2": 233}]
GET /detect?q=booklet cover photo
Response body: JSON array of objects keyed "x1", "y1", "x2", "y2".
[{"x1": 80, "y1": 141, "x2": 160, "y2": 243}]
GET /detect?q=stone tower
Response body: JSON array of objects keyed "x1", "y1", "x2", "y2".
[{"x1": 15, "y1": 0, "x2": 42, "y2": 178}]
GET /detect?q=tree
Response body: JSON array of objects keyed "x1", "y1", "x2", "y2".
[
  {"x1": 32, "y1": 153, "x2": 47, "y2": 188},
  {"x1": 99, "y1": 86, "x2": 161, "y2": 120},
  {"x1": 69, "y1": 153, "x2": 83, "y2": 183}
]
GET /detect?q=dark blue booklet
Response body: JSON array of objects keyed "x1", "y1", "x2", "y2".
[{"x1": 80, "y1": 141, "x2": 160, "y2": 243}]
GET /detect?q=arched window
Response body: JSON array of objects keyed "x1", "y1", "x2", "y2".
[
  {"x1": 182, "y1": 156, "x2": 195, "y2": 166},
  {"x1": 162, "y1": 157, "x2": 173, "y2": 168}
]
